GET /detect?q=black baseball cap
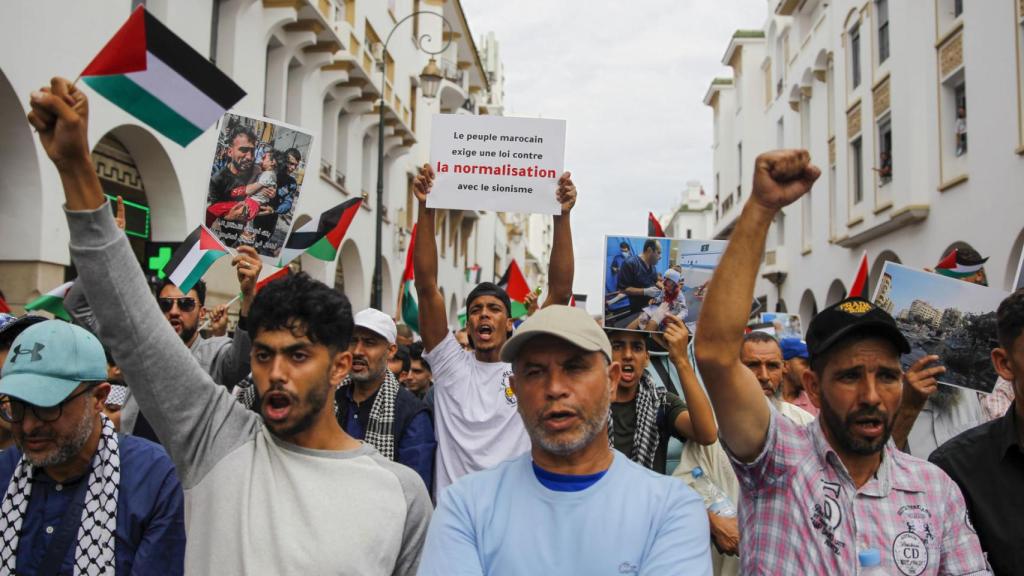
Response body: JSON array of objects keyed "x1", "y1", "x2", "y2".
[
  {"x1": 806, "y1": 297, "x2": 910, "y2": 360},
  {"x1": 466, "y1": 282, "x2": 512, "y2": 316}
]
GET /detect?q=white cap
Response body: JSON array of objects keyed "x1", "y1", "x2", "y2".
[
  {"x1": 354, "y1": 308, "x2": 397, "y2": 344},
  {"x1": 664, "y1": 268, "x2": 681, "y2": 284}
]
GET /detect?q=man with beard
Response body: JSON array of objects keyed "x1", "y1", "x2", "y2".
[
  {"x1": 335, "y1": 309, "x2": 434, "y2": 490},
  {"x1": 29, "y1": 77, "x2": 430, "y2": 574},
  {"x1": 412, "y1": 162, "x2": 577, "y2": 494},
  {"x1": 417, "y1": 305, "x2": 711, "y2": 575},
  {"x1": 206, "y1": 125, "x2": 257, "y2": 235},
  {"x1": 607, "y1": 318, "x2": 717, "y2": 474},
  {"x1": 155, "y1": 243, "x2": 260, "y2": 390},
  {"x1": 0, "y1": 320, "x2": 185, "y2": 574},
  {"x1": 930, "y1": 289, "x2": 1024, "y2": 574},
  {"x1": 693, "y1": 149, "x2": 986, "y2": 573}
]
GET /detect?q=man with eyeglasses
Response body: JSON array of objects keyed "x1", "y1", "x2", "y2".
[
  {"x1": 0, "y1": 320, "x2": 185, "y2": 574},
  {"x1": 156, "y1": 243, "x2": 261, "y2": 390}
]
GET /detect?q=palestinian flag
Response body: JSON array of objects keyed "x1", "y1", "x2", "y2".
[
  {"x1": 571, "y1": 293, "x2": 588, "y2": 310},
  {"x1": 165, "y1": 225, "x2": 230, "y2": 294},
  {"x1": 25, "y1": 282, "x2": 74, "y2": 322},
  {"x1": 648, "y1": 212, "x2": 665, "y2": 237},
  {"x1": 277, "y1": 198, "x2": 361, "y2": 265},
  {"x1": 400, "y1": 224, "x2": 419, "y2": 334},
  {"x1": 935, "y1": 249, "x2": 988, "y2": 279},
  {"x1": 80, "y1": 5, "x2": 245, "y2": 146},
  {"x1": 497, "y1": 260, "x2": 532, "y2": 319},
  {"x1": 848, "y1": 251, "x2": 869, "y2": 299},
  {"x1": 256, "y1": 265, "x2": 290, "y2": 293}
]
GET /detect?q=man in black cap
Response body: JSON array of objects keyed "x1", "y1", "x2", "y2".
[
  {"x1": 693, "y1": 149, "x2": 986, "y2": 573},
  {"x1": 411, "y1": 162, "x2": 577, "y2": 494}
]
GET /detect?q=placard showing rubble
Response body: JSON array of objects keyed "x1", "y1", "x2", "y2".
[
  {"x1": 428, "y1": 114, "x2": 565, "y2": 215},
  {"x1": 873, "y1": 262, "x2": 1009, "y2": 394}
]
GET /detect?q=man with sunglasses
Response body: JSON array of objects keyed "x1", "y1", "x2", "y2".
[
  {"x1": 156, "y1": 243, "x2": 260, "y2": 390},
  {"x1": 0, "y1": 320, "x2": 185, "y2": 574}
]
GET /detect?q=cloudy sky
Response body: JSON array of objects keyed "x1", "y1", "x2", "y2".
[{"x1": 460, "y1": 0, "x2": 767, "y2": 313}]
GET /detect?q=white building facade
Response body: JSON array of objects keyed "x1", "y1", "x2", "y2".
[
  {"x1": 706, "y1": 0, "x2": 1024, "y2": 327},
  {"x1": 0, "y1": 0, "x2": 549, "y2": 328},
  {"x1": 661, "y1": 179, "x2": 715, "y2": 240}
]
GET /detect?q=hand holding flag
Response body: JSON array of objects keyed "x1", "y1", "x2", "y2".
[{"x1": 232, "y1": 246, "x2": 262, "y2": 316}]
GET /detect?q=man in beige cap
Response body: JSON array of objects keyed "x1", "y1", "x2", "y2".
[{"x1": 417, "y1": 305, "x2": 710, "y2": 575}]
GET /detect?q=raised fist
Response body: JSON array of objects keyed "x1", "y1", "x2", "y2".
[{"x1": 750, "y1": 149, "x2": 821, "y2": 212}]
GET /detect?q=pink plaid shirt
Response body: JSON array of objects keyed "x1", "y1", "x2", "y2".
[
  {"x1": 979, "y1": 378, "x2": 1015, "y2": 422},
  {"x1": 728, "y1": 407, "x2": 990, "y2": 574}
]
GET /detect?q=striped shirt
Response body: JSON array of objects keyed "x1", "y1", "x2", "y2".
[{"x1": 728, "y1": 406, "x2": 990, "y2": 574}]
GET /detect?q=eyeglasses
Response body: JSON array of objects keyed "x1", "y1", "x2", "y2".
[
  {"x1": 158, "y1": 297, "x2": 197, "y2": 313},
  {"x1": 0, "y1": 384, "x2": 98, "y2": 424}
]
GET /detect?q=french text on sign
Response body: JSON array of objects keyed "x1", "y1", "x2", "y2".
[{"x1": 428, "y1": 114, "x2": 565, "y2": 215}]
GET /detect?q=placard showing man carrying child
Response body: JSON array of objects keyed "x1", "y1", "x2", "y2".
[
  {"x1": 603, "y1": 235, "x2": 727, "y2": 333},
  {"x1": 205, "y1": 112, "x2": 313, "y2": 258},
  {"x1": 428, "y1": 114, "x2": 565, "y2": 215}
]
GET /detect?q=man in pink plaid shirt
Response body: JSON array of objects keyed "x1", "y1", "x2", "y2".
[{"x1": 693, "y1": 149, "x2": 990, "y2": 574}]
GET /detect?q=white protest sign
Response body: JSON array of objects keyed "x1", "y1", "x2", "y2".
[{"x1": 428, "y1": 114, "x2": 565, "y2": 215}]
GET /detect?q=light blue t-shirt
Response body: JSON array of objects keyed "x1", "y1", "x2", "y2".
[{"x1": 418, "y1": 451, "x2": 712, "y2": 576}]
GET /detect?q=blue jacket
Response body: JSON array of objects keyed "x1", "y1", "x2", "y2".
[{"x1": 0, "y1": 434, "x2": 186, "y2": 575}]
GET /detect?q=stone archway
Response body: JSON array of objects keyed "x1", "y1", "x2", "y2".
[
  {"x1": 0, "y1": 68, "x2": 42, "y2": 263},
  {"x1": 380, "y1": 259, "x2": 394, "y2": 316},
  {"x1": 825, "y1": 279, "x2": 846, "y2": 307},
  {"x1": 335, "y1": 238, "x2": 365, "y2": 310},
  {"x1": 799, "y1": 289, "x2": 818, "y2": 329},
  {"x1": 1006, "y1": 227, "x2": 1024, "y2": 291},
  {"x1": 448, "y1": 292, "x2": 460, "y2": 329}
]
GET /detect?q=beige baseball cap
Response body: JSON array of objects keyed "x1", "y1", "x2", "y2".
[{"x1": 500, "y1": 305, "x2": 612, "y2": 364}]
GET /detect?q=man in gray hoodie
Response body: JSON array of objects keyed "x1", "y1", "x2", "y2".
[{"x1": 27, "y1": 77, "x2": 431, "y2": 575}]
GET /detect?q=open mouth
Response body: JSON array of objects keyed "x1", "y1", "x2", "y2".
[
  {"x1": 620, "y1": 364, "x2": 637, "y2": 383},
  {"x1": 169, "y1": 319, "x2": 183, "y2": 332},
  {"x1": 542, "y1": 408, "x2": 579, "y2": 432},
  {"x1": 476, "y1": 324, "x2": 494, "y2": 342},
  {"x1": 263, "y1": 391, "x2": 294, "y2": 422},
  {"x1": 351, "y1": 358, "x2": 368, "y2": 372},
  {"x1": 851, "y1": 416, "x2": 884, "y2": 438}
]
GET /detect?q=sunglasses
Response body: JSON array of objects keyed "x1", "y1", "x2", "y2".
[
  {"x1": 0, "y1": 384, "x2": 98, "y2": 424},
  {"x1": 158, "y1": 297, "x2": 197, "y2": 313}
]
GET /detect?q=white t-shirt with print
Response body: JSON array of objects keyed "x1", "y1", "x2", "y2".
[{"x1": 424, "y1": 332, "x2": 531, "y2": 494}]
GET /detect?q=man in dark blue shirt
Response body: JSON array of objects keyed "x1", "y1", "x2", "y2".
[
  {"x1": 616, "y1": 238, "x2": 663, "y2": 314},
  {"x1": 335, "y1": 308, "x2": 435, "y2": 492},
  {"x1": 0, "y1": 320, "x2": 185, "y2": 574}
]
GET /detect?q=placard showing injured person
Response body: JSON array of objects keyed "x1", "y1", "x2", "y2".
[
  {"x1": 205, "y1": 112, "x2": 313, "y2": 259},
  {"x1": 873, "y1": 262, "x2": 1009, "y2": 394},
  {"x1": 428, "y1": 114, "x2": 565, "y2": 215},
  {"x1": 603, "y1": 235, "x2": 727, "y2": 333}
]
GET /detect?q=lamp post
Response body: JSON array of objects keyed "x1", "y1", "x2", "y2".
[{"x1": 370, "y1": 11, "x2": 450, "y2": 310}]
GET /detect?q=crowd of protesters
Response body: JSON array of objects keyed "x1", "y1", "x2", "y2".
[{"x1": 0, "y1": 77, "x2": 1017, "y2": 574}]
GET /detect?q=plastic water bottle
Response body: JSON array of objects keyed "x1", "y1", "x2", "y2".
[
  {"x1": 858, "y1": 549, "x2": 886, "y2": 575},
  {"x1": 690, "y1": 467, "x2": 736, "y2": 517}
]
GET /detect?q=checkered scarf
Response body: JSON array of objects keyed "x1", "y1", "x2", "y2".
[
  {"x1": 609, "y1": 371, "x2": 665, "y2": 469},
  {"x1": 336, "y1": 370, "x2": 400, "y2": 461},
  {"x1": 0, "y1": 415, "x2": 119, "y2": 574}
]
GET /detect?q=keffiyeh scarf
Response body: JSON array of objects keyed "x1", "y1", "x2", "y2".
[
  {"x1": 336, "y1": 370, "x2": 400, "y2": 461},
  {"x1": 0, "y1": 415, "x2": 120, "y2": 574},
  {"x1": 609, "y1": 371, "x2": 666, "y2": 469}
]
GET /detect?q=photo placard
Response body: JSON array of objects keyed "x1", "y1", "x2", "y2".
[{"x1": 873, "y1": 262, "x2": 1009, "y2": 394}]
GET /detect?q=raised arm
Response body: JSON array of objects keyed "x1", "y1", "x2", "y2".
[
  {"x1": 412, "y1": 163, "x2": 448, "y2": 351},
  {"x1": 29, "y1": 77, "x2": 260, "y2": 486},
  {"x1": 542, "y1": 172, "x2": 577, "y2": 307},
  {"x1": 694, "y1": 150, "x2": 819, "y2": 462},
  {"x1": 662, "y1": 316, "x2": 717, "y2": 445}
]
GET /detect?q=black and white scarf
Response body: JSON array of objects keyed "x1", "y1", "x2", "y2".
[
  {"x1": 609, "y1": 371, "x2": 665, "y2": 469},
  {"x1": 0, "y1": 415, "x2": 120, "y2": 574},
  {"x1": 336, "y1": 370, "x2": 400, "y2": 461}
]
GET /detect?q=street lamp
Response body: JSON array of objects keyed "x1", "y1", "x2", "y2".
[{"x1": 371, "y1": 11, "x2": 451, "y2": 310}]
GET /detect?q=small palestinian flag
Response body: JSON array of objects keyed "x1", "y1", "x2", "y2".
[
  {"x1": 256, "y1": 265, "x2": 291, "y2": 293},
  {"x1": 935, "y1": 249, "x2": 988, "y2": 280},
  {"x1": 848, "y1": 251, "x2": 869, "y2": 299},
  {"x1": 80, "y1": 5, "x2": 245, "y2": 146},
  {"x1": 400, "y1": 224, "x2": 419, "y2": 334},
  {"x1": 497, "y1": 260, "x2": 532, "y2": 319},
  {"x1": 277, "y1": 198, "x2": 361, "y2": 266},
  {"x1": 165, "y1": 225, "x2": 230, "y2": 294},
  {"x1": 25, "y1": 281, "x2": 74, "y2": 322},
  {"x1": 648, "y1": 212, "x2": 665, "y2": 238}
]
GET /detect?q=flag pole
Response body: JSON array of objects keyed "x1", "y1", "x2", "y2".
[{"x1": 198, "y1": 293, "x2": 241, "y2": 332}]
